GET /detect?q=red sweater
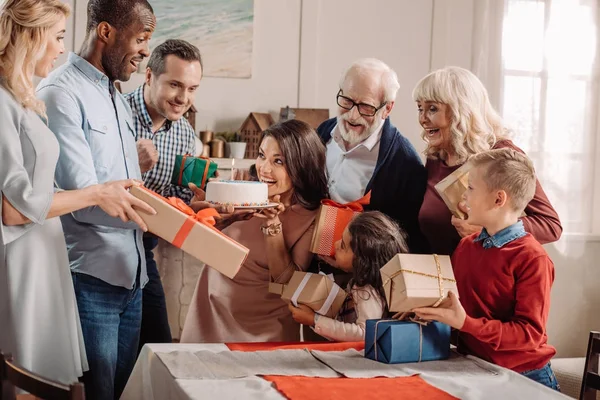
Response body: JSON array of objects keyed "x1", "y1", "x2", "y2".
[
  {"x1": 418, "y1": 140, "x2": 562, "y2": 255},
  {"x1": 453, "y1": 233, "x2": 556, "y2": 372}
]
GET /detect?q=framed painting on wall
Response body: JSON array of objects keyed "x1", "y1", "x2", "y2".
[{"x1": 147, "y1": 0, "x2": 254, "y2": 78}]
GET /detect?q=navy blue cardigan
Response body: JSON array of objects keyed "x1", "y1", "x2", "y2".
[{"x1": 317, "y1": 117, "x2": 429, "y2": 253}]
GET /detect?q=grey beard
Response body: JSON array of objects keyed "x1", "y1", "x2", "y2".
[{"x1": 337, "y1": 116, "x2": 379, "y2": 146}]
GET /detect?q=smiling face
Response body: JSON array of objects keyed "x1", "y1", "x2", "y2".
[
  {"x1": 145, "y1": 55, "x2": 202, "y2": 121},
  {"x1": 102, "y1": 4, "x2": 155, "y2": 82},
  {"x1": 34, "y1": 15, "x2": 66, "y2": 77},
  {"x1": 255, "y1": 135, "x2": 293, "y2": 199},
  {"x1": 417, "y1": 100, "x2": 452, "y2": 149},
  {"x1": 336, "y1": 71, "x2": 392, "y2": 146}
]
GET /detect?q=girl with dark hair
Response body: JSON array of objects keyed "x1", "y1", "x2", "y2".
[
  {"x1": 181, "y1": 120, "x2": 330, "y2": 342},
  {"x1": 289, "y1": 211, "x2": 409, "y2": 341}
]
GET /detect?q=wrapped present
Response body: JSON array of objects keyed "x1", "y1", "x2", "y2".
[
  {"x1": 273, "y1": 271, "x2": 347, "y2": 319},
  {"x1": 130, "y1": 186, "x2": 248, "y2": 279},
  {"x1": 364, "y1": 319, "x2": 451, "y2": 364},
  {"x1": 268, "y1": 281, "x2": 285, "y2": 296},
  {"x1": 434, "y1": 162, "x2": 471, "y2": 219},
  {"x1": 171, "y1": 154, "x2": 218, "y2": 190},
  {"x1": 309, "y1": 192, "x2": 371, "y2": 257},
  {"x1": 381, "y1": 254, "x2": 458, "y2": 313}
]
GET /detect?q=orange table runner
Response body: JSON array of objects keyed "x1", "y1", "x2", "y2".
[
  {"x1": 264, "y1": 375, "x2": 458, "y2": 400},
  {"x1": 226, "y1": 341, "x2": 364, "y2": 352},
  {"x1": 225, "y1": 342, "x2": 458, "y2": 400}
]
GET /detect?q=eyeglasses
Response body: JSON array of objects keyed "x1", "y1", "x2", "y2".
[{"x1": 336, "y1": 90, "x2": 387, "y2": 117}]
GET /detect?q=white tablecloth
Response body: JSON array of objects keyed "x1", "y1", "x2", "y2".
[{"x1": 121, "y1": 343, "x2": 571, "y2": 400}]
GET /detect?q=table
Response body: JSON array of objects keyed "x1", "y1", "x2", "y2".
[{"x1": 121, "y1": 343, "x2": 571, "y2": 400}]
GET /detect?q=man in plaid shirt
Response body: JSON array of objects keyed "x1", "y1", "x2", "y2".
[{"x1": 126, "y1": 39, "x2": 203, "y2": 348}]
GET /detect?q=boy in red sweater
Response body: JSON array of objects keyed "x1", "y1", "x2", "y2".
[{"x1": 413, "y1": 148, "x2": 558, "y2": 391}]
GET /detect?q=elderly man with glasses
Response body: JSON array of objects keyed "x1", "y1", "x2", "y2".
[{"x1": 316, "y1": 58, "x2": 428, "y2": 255}]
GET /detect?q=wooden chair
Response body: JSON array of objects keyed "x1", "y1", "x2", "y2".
[
  {"x1": 1, "y1": 351, "x2": 85, "y2": 400},
  {"x1": 580, "y1": 331, "x2": 600, "y2": 400}
]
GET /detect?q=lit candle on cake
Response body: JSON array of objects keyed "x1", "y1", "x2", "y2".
[{"x1": 231, "y1": 158, "x2": 235, "y2": 180}]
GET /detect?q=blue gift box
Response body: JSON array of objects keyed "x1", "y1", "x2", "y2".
[{"x1": 364, "y1": 319, "x2": 451, "y2": 364}]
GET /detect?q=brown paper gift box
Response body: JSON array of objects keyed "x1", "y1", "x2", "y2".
[
  {"x1": 273, "y1": 272, "x2": 347, "y2": 319},
  {"x1": 434, "y1": 162, "x2": 471, "y2": 219},
  {"x1": 381, "y1": 254, "x2": 458, "y2": 313},
  {"x1": 130, "y1": 186, "x2": 249, "y2": 279}
]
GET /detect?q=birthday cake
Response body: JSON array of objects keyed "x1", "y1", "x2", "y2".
[{"x1": 205, "y1": 180, "x2": 269, "y2": 207}]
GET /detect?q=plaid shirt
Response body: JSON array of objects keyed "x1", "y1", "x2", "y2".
[{"x1": 125, "y1": 85, "x2": 196, "y2": 203}]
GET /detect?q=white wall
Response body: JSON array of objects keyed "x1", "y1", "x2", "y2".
[
  {"x1": 61, "y1": 0, "x2": 599, "y2": 357},
  {"x1": 545, "y1": 238, "x2": 600, "y2": 357},
  {"x1": 67, "y1": 0, "x2": 476, "y2": 151}
]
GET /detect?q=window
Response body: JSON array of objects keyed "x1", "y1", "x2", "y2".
[{"x1": 501, "y1": 0, "x2": 599, "y2": 233}]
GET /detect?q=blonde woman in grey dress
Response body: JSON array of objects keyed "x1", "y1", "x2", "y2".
[{"x1": 0, "y1": 0, "x2": 154, "y2": 385}]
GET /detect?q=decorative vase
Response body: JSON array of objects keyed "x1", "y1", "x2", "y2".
[{"x1": 228, "y1": 142, "x2": 247, "y2": 159}]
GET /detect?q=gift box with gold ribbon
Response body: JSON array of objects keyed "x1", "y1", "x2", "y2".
[
  {"x1": 130, "y1": 186, "x2": 248, "y2": 279},
  {"x1": 171, "y1": 154, "x2": 218, "y2": 190},
  {"x1": 269, "y1": 271, "x2": 347, "y2": 319},
  {"x1": 309, "y1": 192, "x2": 371, "y2": 257},
  {"x1": 381, "y1": 254, "x2": 458, "y2": 313},
  {"x1": 364, "y1": 319, "x2": 451, "y2": 364}
]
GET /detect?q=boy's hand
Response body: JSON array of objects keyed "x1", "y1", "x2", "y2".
[
  {"x1": 288, "y1": 303, "x2": 316, "y2": 326},
  {"x1": 412, "y1": 291, "x2": 466, "y2": 330},
  {"x1": 452, "y1": 201, "x2": 481, "y2": 237},
  {"x1": 451, "y1": 215, "x2": 481, "y2": 237}
]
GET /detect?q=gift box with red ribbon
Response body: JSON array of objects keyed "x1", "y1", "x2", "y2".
[
  {"x1": 130, "y1": 186, "x2": 248, "y2": 279},
  {"x1": 309, "y1": 192, "x2": 371, "y2": 256}
]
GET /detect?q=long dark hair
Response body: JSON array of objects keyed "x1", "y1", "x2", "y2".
[
  {"x1": 347, "y1": 211, "x2": 409, "y2": 313},
  {"x1": 259, "y1": 120, "x2": 329, "y2": 210}
]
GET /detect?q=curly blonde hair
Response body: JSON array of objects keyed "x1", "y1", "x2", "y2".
[
  {"x1": 412, "y1": 66, "x2": 508, "y2": 164},
  {"x1": 0, "y1": 0, "x2": 70, "y2": 116}
]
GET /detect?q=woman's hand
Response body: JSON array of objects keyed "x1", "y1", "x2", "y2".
[
  {"x1": 96, "y1": 179, "x2": 156, "y2": 231},
  {"x1": 451, "y1": 201, "x2": 481, "y2": 237},
  {"x1": 254, "y1": 195, "x2": 285, "y2": 224},
  {"x1": 1, "y1": 196, "x2": 29, "y2": 226},
  {"x1": 288, "y1": 303, "x2": 316, "y2": 326},
  {"x1": 188, "y1": 182, "x2": 229, "y2": 213},
  {"x1": 187, "y1": 182, "x2": 256, "y2": 228}
]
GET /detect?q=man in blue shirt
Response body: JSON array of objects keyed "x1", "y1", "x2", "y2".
[
  {"x1": 37, "y1": 0, "x2": 156, "y2": 398},
  {"x1": 126, "y1": 39, "x2": 203, "y2": 349}
]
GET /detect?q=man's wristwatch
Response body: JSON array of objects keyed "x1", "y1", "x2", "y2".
[{"x1": 261, "y1": 222, "x2": 282, "y2": 236}]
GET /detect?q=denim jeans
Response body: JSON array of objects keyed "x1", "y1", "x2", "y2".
[
  {"x1": 139, "y1": 234, "x2": 172, "y2": 350},
  {"x1": 72, "y1": 272, "x2": 142, "y2": 400},
  {"x1": 521, "y1": 362, "x2": 560, "y2": 391}
]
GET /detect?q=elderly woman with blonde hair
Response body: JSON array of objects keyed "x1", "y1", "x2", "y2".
[
  {"x1": 414, "y1": 66, "x2": 562, "y2": 255},
  {"x1": 0, "y1": 0, "x2": 153, "y2": 384}
]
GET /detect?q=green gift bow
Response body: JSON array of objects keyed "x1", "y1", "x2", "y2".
[{"x1": 171, "y1": 154, "x2": 218, "y2": 190}]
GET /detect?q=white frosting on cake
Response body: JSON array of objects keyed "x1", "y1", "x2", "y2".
[{"x1": 205, "y1": 180, "x2": 269, "y2": 206}]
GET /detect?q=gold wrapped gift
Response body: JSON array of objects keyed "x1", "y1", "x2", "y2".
[
  {"x1": 381, "y1": 254, "x2": 458, "y2": 313},
  {"x1": 434, "y1": 163, "x2": 471, "y2": 219}
]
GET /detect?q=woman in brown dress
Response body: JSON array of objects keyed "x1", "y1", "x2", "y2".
[
  {"x1": 414, "y1": 66, "x2": 562, "y2": 256},
  {"x1": 181, "y1": 120, "x2": 329, "y2": 342}
]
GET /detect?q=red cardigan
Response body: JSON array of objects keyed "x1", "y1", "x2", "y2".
[
  {"x1": 418, "y1": 140, "x2": 562, "y2": 255},
  {"x1": 453, "y1": 233, "x2": 556, "y2": 372}
]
